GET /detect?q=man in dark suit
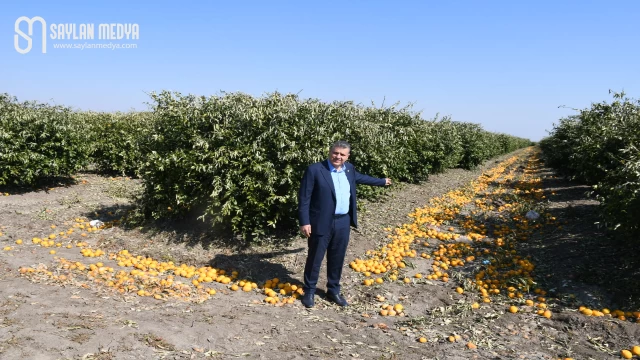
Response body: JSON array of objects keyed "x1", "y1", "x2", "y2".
[{"x1": 298, "y1": 140, "x2": 391, "y2": 308}]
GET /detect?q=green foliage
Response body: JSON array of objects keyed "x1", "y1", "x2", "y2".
[
  {"x1": 540, "y1": 91, "x2": 640, "y2": 241},
  {"x1": 0, "y1": 90, "x2": 531, "y2": 243},
  {"x1": 0, "y1": 93, "x2": 92, "y2": 187},
  {"x1": 85, "y1": 111, "x2": 154, "y2": 177},
  {"x1": 456, "y1": 123, "x2": 499, "y2": 170},
  {"x1": 425, "y1": 118, "x2": 465, "y2": 173},
  {"x1": 134, "y1": 90, "x2": 531, "y2": 241}
]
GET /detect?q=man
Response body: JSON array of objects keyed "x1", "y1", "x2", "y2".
[{"x1": 298, "y1": 140, "x2": 391, "y2": 308}]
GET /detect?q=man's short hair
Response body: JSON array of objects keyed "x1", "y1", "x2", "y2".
[{"x1": 330, "y1": 140, "x2": 351, "y2": 154}]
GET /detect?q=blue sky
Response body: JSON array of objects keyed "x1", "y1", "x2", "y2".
[{"x1": 2, "y1": 1, "x2": 639, "y2": 141}]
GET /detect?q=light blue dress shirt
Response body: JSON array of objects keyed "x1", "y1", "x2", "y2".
[{"x1": 328, "y1": 160, "x2": 350, "y2": 215}]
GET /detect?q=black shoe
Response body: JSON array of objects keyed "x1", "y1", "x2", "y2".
[
  {"x1": 326, "y1": 293, "x2": 348, "y2": 307},
  {"x1": 301, "y1": 293, "x2": 314, "y2": 308}
]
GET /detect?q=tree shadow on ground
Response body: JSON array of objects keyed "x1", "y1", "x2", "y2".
[
  {"x1": 82, "y1": 202, "x2": 308, "y2": 288},
  {"x1": 208, "y1": 247, "x2": 306, "y2": 286},
  {"x1": 85, "y1": 200, "x2": 301, "y2": 252},
  {"x1": 515, "y1": 167, "x2": 640, "y2": 311},
  {"x1": 0, "y1": 175, "x2": 79, "y2": 196},
  {"x1": 80, "y1": 204, "x2": 134, "y2": 224},
  {"x1": 0, "y1": 167, "x2": 140, "y2": 196},
  {"x1": 450, "y1": 161, "x2": 640, "y2": 312}
]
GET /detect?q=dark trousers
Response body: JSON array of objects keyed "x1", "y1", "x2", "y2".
[{"x1": 303, "y1": 214, "x2": 350, "y2": 296}]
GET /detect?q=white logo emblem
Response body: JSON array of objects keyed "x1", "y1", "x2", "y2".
[{"x1": 14, "y1": 16, "x2": 47, "y2": 54}]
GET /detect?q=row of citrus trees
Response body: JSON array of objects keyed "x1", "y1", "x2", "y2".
[
  {"x1": 0, "y1": 91, "x2": 533, "y2": 241},
  {"x1": 539, "y1": 91, "x2": 640, "y2": 242}
]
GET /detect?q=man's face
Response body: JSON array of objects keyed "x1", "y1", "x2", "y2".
[{"x1": 329, "y1": 146, "x2": 350, "y2": 169}]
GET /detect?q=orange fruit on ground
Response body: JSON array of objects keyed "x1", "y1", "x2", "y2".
[
  {"x1": 418, "y1": 337, "x2": 427, "y2": 343},
  {"x1": 621, "y1": 350, "x2": 632, "y2": 359},
  {"x1": 632, "y1": 346, "x2": 640, "y2": 356},
  {"x1": 581, "y1": 308, "x2": 593, "y2": 316},
  {"x1": 509, "y1": 306, "x2": 518, "y2": 313}
]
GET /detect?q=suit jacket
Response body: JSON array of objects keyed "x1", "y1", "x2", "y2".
[{"x1": 298, "y1": 160, "x2": 387, "y2": 235}]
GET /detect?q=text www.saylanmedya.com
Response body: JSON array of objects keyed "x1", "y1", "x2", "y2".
[{"x1": 52, "y1": 42, "x2": 138, "y2": 50}]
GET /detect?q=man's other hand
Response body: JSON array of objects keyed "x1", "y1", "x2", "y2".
[
  {"x1": 385, "y1": 178, "x2": 392, "y2": 186},
  {"x1": 300, "y1": 225, "x2": 311, "y2": 238}
]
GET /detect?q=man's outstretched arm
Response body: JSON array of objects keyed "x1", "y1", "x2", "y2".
[{"x1": 354, "y1": 168, "x2": 391, "y2": 187}]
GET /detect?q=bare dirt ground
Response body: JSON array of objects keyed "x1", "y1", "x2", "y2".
[{"x1": 1, "y1": 147, "x2": 639, "y2": 360}]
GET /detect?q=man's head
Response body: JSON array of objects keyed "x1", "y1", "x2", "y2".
[{"x1": 329, "y1": 140, "x2": 351, "y2": 170}]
